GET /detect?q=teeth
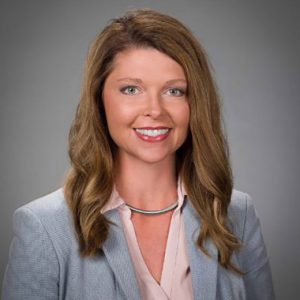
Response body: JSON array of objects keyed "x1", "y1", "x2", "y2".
[{"x1": 135, "y1": 128, "x2": 169, "y2": 137}]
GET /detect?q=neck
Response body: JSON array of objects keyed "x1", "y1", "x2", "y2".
[{"x1": 114, "y1": 153, "x2": 178, "y2": 210}]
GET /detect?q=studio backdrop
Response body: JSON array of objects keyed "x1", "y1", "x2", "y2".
[{"x1": 1, "y1": 1, "x2": 299, "y2": 298}]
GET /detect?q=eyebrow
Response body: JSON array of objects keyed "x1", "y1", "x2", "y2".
[{"x1": 117, "y1": 77, "x2": 187, "y2": 85}]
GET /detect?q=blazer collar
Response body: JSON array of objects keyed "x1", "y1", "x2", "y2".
[
  {"x1": 102, "y1": 209, "x2": 142, "y2": 300},
  {"x1": 102, "y1": 197, "x2": 218, "y2": 300},
  {"x1": 183, "y1": 199, "x2": 218, "y2": 300}
]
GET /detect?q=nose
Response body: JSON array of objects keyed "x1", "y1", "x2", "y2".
[{"x1": 143, "y1": 92, "x2": 165, "y2": 119}]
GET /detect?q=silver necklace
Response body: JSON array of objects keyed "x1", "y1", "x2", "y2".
[{"x1": 126, "y1": 201, "x2": 178, "y2": 215}]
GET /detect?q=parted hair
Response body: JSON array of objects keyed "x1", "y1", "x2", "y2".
[{"x1": 64, "y1": 8, "x2": 243, "y2": 274}]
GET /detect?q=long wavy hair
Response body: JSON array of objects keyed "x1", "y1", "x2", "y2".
[{"x1": 64, "y1": 8, "x2": 243, "y2": 274}]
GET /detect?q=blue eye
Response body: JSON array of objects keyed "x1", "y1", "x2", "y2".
[
  {"x1": 120, "y1": 86, "x2": 139, "y2": 95},
  {"x1": 166, "y1": 88, "x2": 185, "y2": 96}
]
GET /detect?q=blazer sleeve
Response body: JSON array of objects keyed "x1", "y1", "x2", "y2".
[
  {"x1": 238, "y1": 193, "x2": 276, "y2": 300},
  {"x1": 2, "y1": 206, "x2": 59, "y2": 300}
]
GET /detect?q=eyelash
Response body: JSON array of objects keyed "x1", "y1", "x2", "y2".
[
  {"x1": 120, "y1": 86, "x2": 186, "y2": 96},
  {"x1": 120, "y1": 86, "x2": 140, "y2": 95},
  {"x1": 166, "y1": 88, "x2": 185, "y2": 96}
]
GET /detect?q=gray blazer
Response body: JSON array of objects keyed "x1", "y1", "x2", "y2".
[{"x1": 2, "y1": 189, "x2": 275, "y2": 300}]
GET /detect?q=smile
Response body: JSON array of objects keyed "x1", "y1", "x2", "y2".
[
  {"x1": 134, "y1": 128, "x2": 171, "y2": 142},
  {"x1": 134, "y1": 128, "x2": 170, "y2": 137}
]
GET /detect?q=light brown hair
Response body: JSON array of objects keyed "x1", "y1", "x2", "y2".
[{"x1": 64, "y1": 8, "x2": 243, "y2": 274}]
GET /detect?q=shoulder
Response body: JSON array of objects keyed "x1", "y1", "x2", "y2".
[
  {"x1": 227, "y1": 189, "x2": 256, "y2": 240},
  {"x1": 14, "y1": 188, "x2": 71, "y2": 232},
  {"x1": 16, "y1": 188, "x2": 67, "y2": 217},
  {"x1": 228, "y1": 189, "x2": 270, "y2": 271},
  {"x1": 3, "y1": 189, "x2": 71, "y2": 299},
  {"x1": 228, "y1": 192, "x2": 275, "y2": 298},
  {"x1": 13, "y1": 188, "x2": 76, "y2": 256},
  {"x1": 229, "y1": 188, "x2": 252, "y2": 214}
]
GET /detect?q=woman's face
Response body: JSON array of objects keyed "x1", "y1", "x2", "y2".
[{"x1": 102, "y1": 47, "x2": 190, "y2": 165}]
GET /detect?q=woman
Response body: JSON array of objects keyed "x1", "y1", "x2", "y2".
[{"x1": 2, "y1": 8, "x2": 275, "y2": 300}]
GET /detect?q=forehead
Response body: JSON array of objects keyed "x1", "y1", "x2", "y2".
[{"x1": 107, "y1": 47, "x2": 186, "y2": 81}]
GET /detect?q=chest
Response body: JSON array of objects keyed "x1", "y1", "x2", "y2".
[
  {"x1": 131, "y1": 212, "x2": 173, "y2": 283},
  {"x1": 62, "y1": 203, "x2": 247, "y2": 300}
]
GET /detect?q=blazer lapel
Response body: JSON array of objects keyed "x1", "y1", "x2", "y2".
[
  {"x1": 183, "y1": 199, "x2": 218, "y2": 300},
  {"x1": 102, "y1": 209, "x2": 142, "y2": 300}
]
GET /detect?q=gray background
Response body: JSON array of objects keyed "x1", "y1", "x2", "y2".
[{"x1": 1, "y1": 0, "x2": 299, "y2": 298}]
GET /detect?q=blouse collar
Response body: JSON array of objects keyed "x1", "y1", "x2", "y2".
[{"x1": 101, "y1": 176, "x2": 187, "y2": 214}]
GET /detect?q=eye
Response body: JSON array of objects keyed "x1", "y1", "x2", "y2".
[
  {"x1": 120, "y1": 86, "x2": 140, "y2": 95},
  {"x1": 166, "y1": 88, "x2": 185, "y2": 97}
]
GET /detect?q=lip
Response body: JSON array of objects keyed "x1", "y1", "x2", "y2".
[
  {"x1": 134, "y1": 127, "x2": 171, "y2": 143},
  {"x1": 134, "y1": 126, "x2": 171, "y2": 130}
]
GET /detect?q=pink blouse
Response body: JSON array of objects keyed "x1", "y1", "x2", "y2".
[{"x1": 101, "y1": 178, "x2": 194, "y2": 300}]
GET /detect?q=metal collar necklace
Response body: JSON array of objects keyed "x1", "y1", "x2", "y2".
[{"x1": 126, "y1": 201, "x2": 178, "y2": 215}]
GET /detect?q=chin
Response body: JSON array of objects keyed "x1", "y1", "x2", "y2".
[
  {"x1": 117, "y1": 146, "x2": 176, "y2": 165},
  {"x1": 133, "y1": 151, "x2": 175, "y2": 165}
]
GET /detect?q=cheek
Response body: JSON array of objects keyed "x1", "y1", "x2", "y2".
[
  {"x1": 173, "y1": 103, "x2": 190, "y2": 129},
  {"x1": 175, "y1": 104, "x2": 190, "y2": 145},
  {"x1": 104, "y1": 100, "x2": 137, "y2": 130},
  {"x1": 102, "y1": 93, "x2": 119, "y2": 123}
]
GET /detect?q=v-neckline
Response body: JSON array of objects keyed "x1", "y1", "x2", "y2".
[{"x1": 127, "y1": 208, "x2": 181, "y2": 297}]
